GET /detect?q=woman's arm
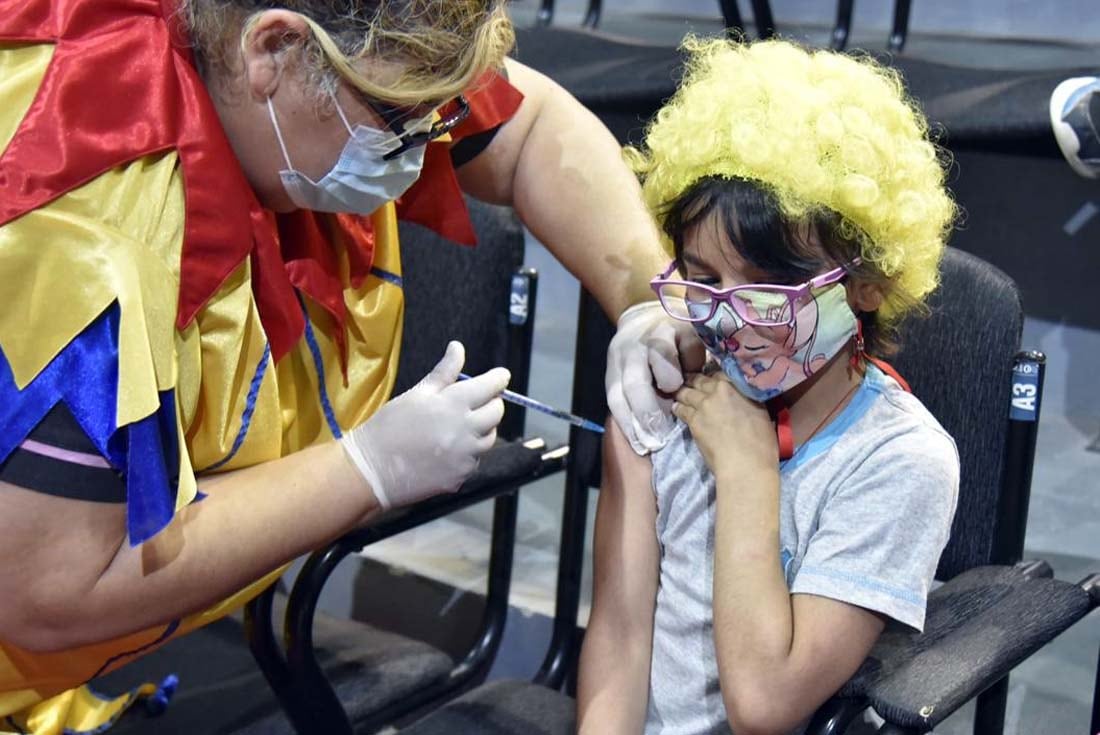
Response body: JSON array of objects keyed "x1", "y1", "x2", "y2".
[
  {"x1": 0, "y1": 345, "x2": 505, "y2": 652},
  {"x1": 457, "y1": 59, "x2": 706, "y2": 455},
  {"x1": 576, "y1": 420, "x2": 660, "y2": 735},
  {"x1": 455, "y1": 58, "x2": 666, "y2": 321},
  {"x1": 0, "y1": 441, "x2": 375, "y2": 652}
]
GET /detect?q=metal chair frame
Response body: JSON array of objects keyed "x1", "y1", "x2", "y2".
[{"x1": 242, "y1": 265, "x2": 579, "y2": 734}]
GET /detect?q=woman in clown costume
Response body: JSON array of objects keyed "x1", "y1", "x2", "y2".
[{"x1": 0, "y1": 0, "x2": 684, "y2": 731}]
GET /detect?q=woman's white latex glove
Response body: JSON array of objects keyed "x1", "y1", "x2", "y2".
[
  {"x1": 341, "y1": 341, "x2": 509, "y2": 511},
  {"x1": 606, "y1": 301, "x2": 704, "y2": 455}
]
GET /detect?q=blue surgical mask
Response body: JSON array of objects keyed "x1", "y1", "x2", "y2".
[
  {"x1": 693, "y1": 284, "x2": 858, "y2": 402},
  {"x1": 266, "y1": 96, "x2": 426, "y2": 215}
]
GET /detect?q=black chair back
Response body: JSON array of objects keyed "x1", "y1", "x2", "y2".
[
  {"x1": 569, "y1": 290, "x2": 615, "y2": 490},
  {"x1": 243, "y1": 200, "x2": 538, "y2": 735},
  {"x1": 890, "y1": 248, "x2": 1024, "y2": 580},
  {"x1": 393, "y1": 200, "x2": 525, "y2": 396},
  {"x1": 530, "y1": 288, "x2": 613, "y2": 691},
  {"x1": 555, "y1": 249, "x2": 1033, "y2": 685}
]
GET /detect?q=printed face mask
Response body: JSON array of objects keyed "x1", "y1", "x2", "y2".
[
  {"x1": 266, "y1": 96, "x2": 426, "y2": 215},
  {"x1": 691, "y1": 283, "x2": 858, "y2": 402}
]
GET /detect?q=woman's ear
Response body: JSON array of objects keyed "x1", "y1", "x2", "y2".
[
  {"x1": 847, "y1": 279, "x2": 884, "y2": 314},
  {"x1": 239, "y1": 10, "x2": 311, "y2": 101}
]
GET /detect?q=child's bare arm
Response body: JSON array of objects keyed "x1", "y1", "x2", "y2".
[
  {"x1": 577, "y1": 420, "x2": 660, "y2": 735},
  {"x1": 712, "y1": 511, "x2": 884, "y2": 735}
]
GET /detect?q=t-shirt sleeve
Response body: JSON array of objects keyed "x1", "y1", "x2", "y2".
[
  {"x1": 449, "y1": 126, "x2": 502, "y2": 168},
  {"x1": 448, "y1": 66, "x2": 522, "y2": 168},
  {"x1": 0, "y1": 150, "x2": 197, "y2": 546},
  {"x1": 0, "y1": 402, "x2": 127, "y2": 503},
  {"x1": 0, "y1": 301, "x2": 191, "y2": 546},
  {"x1": 789, "y1": 428, "x2": 960, "y2": 631}
]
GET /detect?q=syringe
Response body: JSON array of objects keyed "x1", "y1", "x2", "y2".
[{"x1": 458, "y1": 373, "x2": 605, "y2": 434}]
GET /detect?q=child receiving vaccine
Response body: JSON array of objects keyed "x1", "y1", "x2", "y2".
[{"x1": 578, "y1": 38, "x2": 960, "y2": 735}]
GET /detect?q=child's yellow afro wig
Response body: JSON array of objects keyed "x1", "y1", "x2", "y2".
[{"x1": 628, "y1": 37, "x2": 957, "y2": 322}]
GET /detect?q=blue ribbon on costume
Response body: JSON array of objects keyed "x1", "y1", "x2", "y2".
[
  {"x1": 143, "y1": 674, "x2": 180, "y2": 716},
  {"x1": 0, "y1": 302, "x2": 180, "y2": 545}
]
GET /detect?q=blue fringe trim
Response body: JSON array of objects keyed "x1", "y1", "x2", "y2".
[
  {"x1": 89, "y1": 620, "x2": 181, "y2": 680},
  {"x1": 298, "y1": 296, "x2": 342, "y2": 440},
  {"x1": 0, "y1": 303, "x2": 180, "y2": 546},
  {"x1": 370, "y1": 266, "x2": 402, "y2": 288},
  {"x1": 202, "y1": 343, "x2": 271, "y2": 472}
]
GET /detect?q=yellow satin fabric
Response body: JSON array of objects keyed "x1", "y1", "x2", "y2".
[
  {"x1": 4, "y1": 681, "x2": 163, "y2": 735},
  {"x1": 0, "y1": 42, "x2": 406, "y2": 733},
  {"x1": 0, "y1": 566, "x2": 285, "y2": 735}
]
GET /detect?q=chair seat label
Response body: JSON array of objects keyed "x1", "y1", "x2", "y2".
[{"x1": 1010, "y1": 361, "x2": 1040, "y2": 422}]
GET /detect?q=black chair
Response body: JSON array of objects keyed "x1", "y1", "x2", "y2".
[
  {"x1": 272, "y1": 9, "x2": 1099, "y2": 731},
  {"x1": 516, "y1": 0, "x2": 1097, "y2": 151},
  {"x1": 1093, "y1": 643, "x2": 1100, "y2": 735},
  {"x1": 386, "y1": 248, "x2": 1099, "y2": 735},
  {"x1": 802, "y1": 248, "x2": 1100, "y2": 734},
  {"x1": 826, "y1": 2, "x2": 1093, "y2": 158},
  {"x1": 243, "y1": 195, "x2": 592, "y2": 735},
  {"x1": 93, "y1": 197, "x2": 567, "y2": 734},
  {"x1": 255, "y1": 247, "x2": 619, "y2": 735},
  {"x1": 379, "y1": 271, "x2": 615, "y2": 735}
]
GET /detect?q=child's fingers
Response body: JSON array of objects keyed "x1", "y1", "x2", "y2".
[
  {"x1": 675, "y1": 384, "x2": 706, "y2": 408},
  {"x1": 684, "y1": 372, "x2": 722, "y2": 393},
  {"x1": 671, "y1": 401, "x2": 695, "y2": 422}
]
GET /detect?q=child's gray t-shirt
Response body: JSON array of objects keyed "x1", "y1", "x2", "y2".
[{"x1": 644, "y1": 365, "x2": 959, "y2": 735}]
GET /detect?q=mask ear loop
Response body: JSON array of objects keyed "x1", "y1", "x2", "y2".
[
  {"x1": 266, "y1": 97, "x2": 296, "y2": 172},
  {"x1": 331, "y1": 96, "x2": 355, "y2": 135}
]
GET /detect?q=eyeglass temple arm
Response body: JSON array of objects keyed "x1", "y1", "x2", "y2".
[
  {"x1": 808, "y1": 258, "x2": 863, "y2": 289},
  {"x1": 654, "y1": 261, "x2": 680, "y2": 280}
]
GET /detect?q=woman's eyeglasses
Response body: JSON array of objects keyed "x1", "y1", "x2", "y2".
[
  {"x1": 365, "y1": 96, "x2": 471, "y2": 160},
  {"x1": 650, "y1": 258, "x2": 860, "y2": 327}
]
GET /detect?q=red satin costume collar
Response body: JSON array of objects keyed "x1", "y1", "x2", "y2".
[{"x1": 0, "y1": 0, "x2": 523, "y2": 361}]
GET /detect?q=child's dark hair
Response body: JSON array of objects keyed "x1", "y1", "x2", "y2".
[{"x1": 660, "y1": 176, "x2": 913, "y2": 358}]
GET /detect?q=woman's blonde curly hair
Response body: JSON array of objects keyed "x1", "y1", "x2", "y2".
[
  {"x1": 628, "y1": 37, "x2": 957, "y2": 337},
  {"x1": 182, "y1": 0, "x2": 514, "y2": 107}
]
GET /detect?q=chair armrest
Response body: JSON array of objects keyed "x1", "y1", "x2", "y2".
[
  {"x1": 359, "y1": 438, "x2": 562, "y2": 543},
  {"x1": 267, "y1": 438, "x2": 565, "y2": 735},
  {"x1": 836, "y1": 564, "x2": 1095, "y2": 731}
]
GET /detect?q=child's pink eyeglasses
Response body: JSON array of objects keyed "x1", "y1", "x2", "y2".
[{"x1": 650, "y1": 258, "x2": 861, "y2": 327}]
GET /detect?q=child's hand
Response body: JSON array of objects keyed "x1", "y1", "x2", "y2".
[{"x1": 672, "y1": 372, "x2": 777, "y2": 479}]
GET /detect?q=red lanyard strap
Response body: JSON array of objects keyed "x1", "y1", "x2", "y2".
[
  {"x1": 867, "y1": 356, "x2": 911, "y2": 393},
  {"x1": 767, "y1": 398, "x2": 795, "y2": 461}
]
